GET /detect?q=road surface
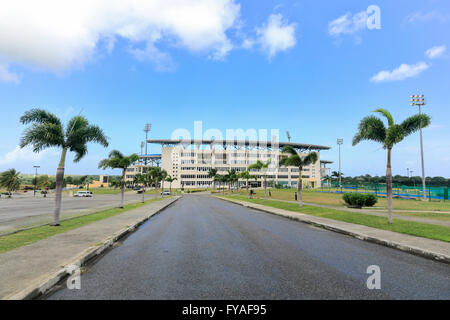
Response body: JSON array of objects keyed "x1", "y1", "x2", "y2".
[
  {"x1": 0, "y1": 192, "x2": 156, "y2": 234},
  {"x1": 49, "y1": 195, "x2": 450, "y2": 299}
]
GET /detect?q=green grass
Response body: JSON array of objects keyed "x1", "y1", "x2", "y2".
[
  {"x1": 222, "y1": 195, "x2": 450, "y2": 242},
  {"x1": 0, "y1": 197, "x2": 170, "y2": 254},
  {"x1": 236, "y1": 188, "x2": 450, "y2": 212}
]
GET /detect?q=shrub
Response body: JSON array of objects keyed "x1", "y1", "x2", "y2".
[
  {"x1": 363, "y1": 194, "x2": 378, "y2": 207},
  {"x1": 343, "y1": 193, "x2": 378, "y2": 208}
]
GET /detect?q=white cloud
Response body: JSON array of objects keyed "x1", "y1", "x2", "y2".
[
  {"x1": 256, "y1": 14, "x2": 296, "y2": 59},
  {"x1": 328, "y1": 11, "x2": 367, "y2": 36},
  {"x1": 405, "y1": 11, "x2": 449, "y2": 24},
  {"x1": 370, "y1": 62, "x2": 430, "y2": 83},
  {"x1": 129, "y1": 42, "x2": 176, "y2": 72},
  {"x1": 0, "y1": 0, "x2": 241, "y2": 72},
  {"x1": 0, "y1": 64, "x2": 20, "y2": 83},
  {"x1": 0, "y1": 146, "x2": 59, "y2": 167},
  {"x1": 425, "y1": 45, "x2": 446, "y2": 59}
]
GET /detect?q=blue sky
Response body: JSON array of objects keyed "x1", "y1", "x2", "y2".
[{"x1": 0, "y1": 0, "x2": 449, "y2": 177}]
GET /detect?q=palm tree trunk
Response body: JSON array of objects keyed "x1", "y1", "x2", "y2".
[
  {"x1": 141, "y1": 185, "x2": 145, "y2": 203},
  {"x1": 298, "y1": 167, "x2": 303, "y2": 207},
  {"x1": 386, "y1": 148, "x2": 393, "y2": 224},
  {"x1": 52, "y1": 147, "x2": 67, "y2": 226},
  {"x1": 120, "y1": 169, "x2": 125, "y2": 208},
  {"x1": 170, "y1": 182, "x2": 172, "y2": 194},
  {"x1": 264, "y1": 176, "x2": 267, "y2": 199},
  {"x1": 161, "y1": 180, "x2": 164, "y2": 197},
  {"x1": 246, "y1": 179, "x2": 249, "y2": 198}
]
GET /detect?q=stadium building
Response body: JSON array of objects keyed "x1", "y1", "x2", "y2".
[{"x1": 126, "y1": 139, "x2": 332, "y2": 189}]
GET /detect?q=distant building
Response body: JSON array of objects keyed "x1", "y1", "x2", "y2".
[{"x1": 127, "y1": 139, "x2": 332, "y2": 189}]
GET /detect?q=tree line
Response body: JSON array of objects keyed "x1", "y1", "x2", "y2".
[{"x1": 324, "y1": 172, "x2": 450, "y2": 187}]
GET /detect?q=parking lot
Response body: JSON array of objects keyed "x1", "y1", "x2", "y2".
[{"x1": 0, "y1": 192, "x2": 157, "y2": 235}]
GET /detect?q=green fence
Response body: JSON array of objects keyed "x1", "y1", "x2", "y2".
[{"x1": 320, "y1": 182, "x2": 449, "y2": 201}]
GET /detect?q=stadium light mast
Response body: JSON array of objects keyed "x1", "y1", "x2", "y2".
[
  {"x1": 337, "y1": 139, "x2": 343, "y2": 190},
  {"x1": 410, "y1": 95, "x2": 427, "y2": 201},
  {"x1": 144, "y1": 123, "x2": 151, "y2": 165}
]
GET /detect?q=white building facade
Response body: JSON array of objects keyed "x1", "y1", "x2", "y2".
[{"x1": 147, "y1": 139, "x2": 331, "y2": 190}]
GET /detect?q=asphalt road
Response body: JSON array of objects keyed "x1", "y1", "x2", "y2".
[
  {"x1": 49, "y1": 195, "x2": 450, "y2": 300},
  {"x1": 0, "y1": 192, "x2": 156, "y2": 234}
]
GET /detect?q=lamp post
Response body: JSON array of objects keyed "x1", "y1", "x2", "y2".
[
  {"x1": 33, "y1": 165, "x2": 40, "y2": 197},
  {"x1": 144, "y1": 123, "x2": 151, "y2": 166},
  {"x1": 410, "y1": 95, "x2": 427, "y2": 201},
  {"x1": 337, "y1": 139, "x2": 343, "y2": 191}
]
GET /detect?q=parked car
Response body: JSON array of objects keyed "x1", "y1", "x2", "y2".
[
  {"x1": 161, "y1": 190, "x2": 171, "y2": 195},
  {"x1": 73, "y1": 191, "x2": 93, "y2": 197}
]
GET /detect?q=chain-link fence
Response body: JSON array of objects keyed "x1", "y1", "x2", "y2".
[{"x1": 320, "y1": 182, "x2": 449, "y2": 201}]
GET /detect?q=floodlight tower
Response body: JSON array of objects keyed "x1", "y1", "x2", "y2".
[
  {"x1": 337, "y1": 139, "x2": 343, "y2": 190},
  {"x1": 144, "y1": 124, "x2": 151, "y2": 165},
  {"x1": 410, "y1": 95, "x2": 427, "y2": 201}
]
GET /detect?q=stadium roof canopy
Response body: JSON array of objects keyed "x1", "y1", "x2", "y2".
[{"x1": 147, "y1": 139, "x2": 330, "y2": 151}]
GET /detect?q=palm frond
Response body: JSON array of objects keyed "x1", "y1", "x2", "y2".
[
  {"x1": 401, "y1": 114, "x2": 431, "y2": 137},
  {"x1": 109, "y1": 149, "x2": 124, "y2": 159},
  {"x1": 20, "y1": 109, "x2": 62, "y2": 126},
  {"x1": 385, "y1": 124, "x2": 405, "y2": 148},
  {"x1": 65, "y1": 116, "x2": 89, "y2": 138},
  {"x1": 72, "y1": 144, "x2": 87, "y2": 162},
  {"x1": 373, "y1": 108, "x2": 394, "y2": 126},
  {"x1": 352, "y1": 115, "x2": 386, "y2": 146},
  {"x1": 281, "y1": 145, "x2": 297, "y2": 156},
  {"x1": 19, "y1": 123, "x2": 65, "y2": 151},
  {"x1": 303, "y1": 152, "x2": 318, "y2": 165}
]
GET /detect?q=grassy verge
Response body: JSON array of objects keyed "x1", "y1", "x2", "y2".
[
  {"x1": 222, "y1": 195, "x2": 450, "y2": 242},
  {"x1": 0, "y1": 197, "x2": 170, "y2": 254},
  {"x1": 235, "y1": 189, "x2": 450, "y2": 212},
  {"x1": 62, "y1": 187, "x2": 124, "y2": 195}
]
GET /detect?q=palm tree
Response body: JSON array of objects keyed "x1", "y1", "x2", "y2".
[
  {"x1": 279, "y1": 146, "x2": 318, "y2": 207},
  {"x1": 165, "y1": 175, "x2": 177, "y2": 194},
  {"x1": 149, "y1": 167, "x2": 167, "y2": 197},
  {"x1": 239, "y1": 170, "x2": 256, "y2": 198},
  {"x1": 208, "y1": 168, "x2": 218, "y2": 191},
  {"x1": 353, "y1": 108, "x2": 430, "y2": 224},
  {"x1": 20, "y1": 109, "x2": 109, "y2": 225},
  {"x1": 219, "y1": 175, "x2": 226, "y2": 194},
  {"x1": 249, "y1": 159, "x2": 271, "y2": 199},
  {"x1": 108, "y1": 176, "x2": 122, "y2": 189},
  {"x1": 98, "y1": 150, "x2": 139, "y2": 208},
  {"x1": 214, "y1": 174, "x2": 224, "y2": 194},
  {"x1": 0, "y1": 169, "x2": 22, "y2": 197},
  {"x1": 224, "y1": 169, "x2": 237, "y2": 195},
  {"x1": 133, "y1": 173, "x2": 147, "y2": 203},
  {"x1": 160, "y1": 169, "x2": 168, "y2": 196}
]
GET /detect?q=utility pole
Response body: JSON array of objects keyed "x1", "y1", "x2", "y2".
[
  {"x1": 410, "y1": 95, "x2": 427, "y2": 201},
  {"x1": 144, "y1": 124, "x2": 151, "y2": 166},
  {"x1": 337, "y1": 139, "x2": 343, "y2": 191},
  {"x1": 33, "y1": 165, "x2": 40, "y2": 197}
]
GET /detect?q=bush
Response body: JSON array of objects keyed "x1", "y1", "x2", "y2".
[
  {"x1": 343, "y1": 193, "x2": 378, "y2": 208},
  {"x1": 363, "y1": 194, "x2": 378, "y2": 207}
]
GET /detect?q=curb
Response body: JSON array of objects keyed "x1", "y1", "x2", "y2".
[
  {"x1": 5, "y1": 196, "x2": 181, "y2": 300},
  {"x1": 216, "y1": 196, "x2": 450, "y2": 264}
]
